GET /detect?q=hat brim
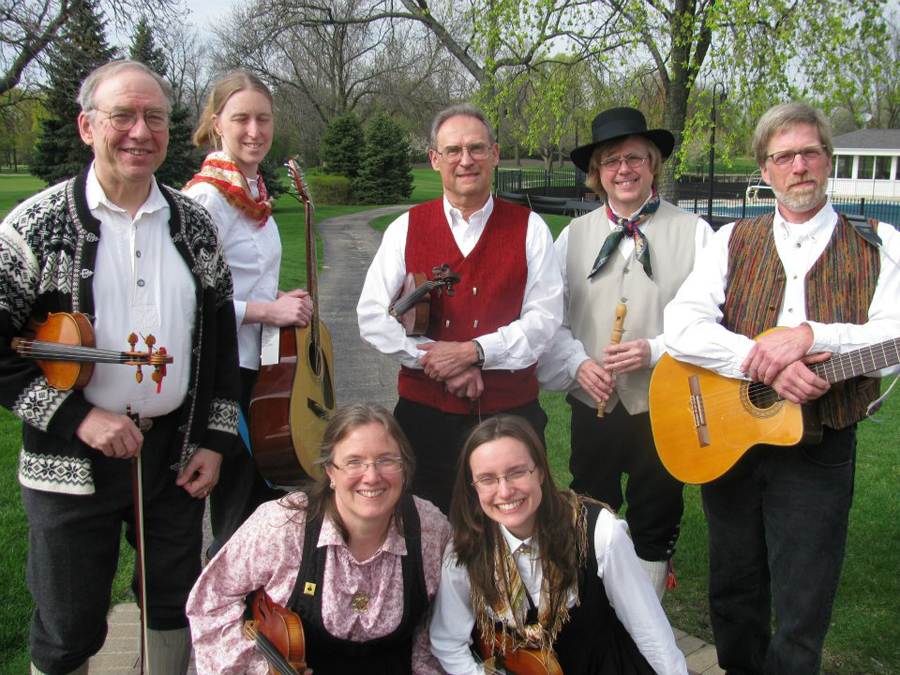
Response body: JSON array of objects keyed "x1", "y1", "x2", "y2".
[{"x1": 570, "y1": 129, "x2": 675, "y2": 173}]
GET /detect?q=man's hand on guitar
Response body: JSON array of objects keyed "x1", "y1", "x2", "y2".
[
  {"x1": 77, "y1": 408, "x2": 144, "y2": 459},
  {"x1": 576, "y1": 359, "x2": 615, "y2": 404},
  {"x1": 770, "y1": 353, "x2": 831, "y2": 403},
  {"x1": 444, "y1": 367, "x2": 484, "y2": 400},
  {"x1": 418, "y1": 341, "x2": 477, "y2": 380},
  {"x1": 603, "y1": 338, "x2": 651, "y2": 374},
  {"x1": 741, "y1": 324, "x2": 814, "y2": 385}
]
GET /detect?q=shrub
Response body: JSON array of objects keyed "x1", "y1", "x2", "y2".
[{"x1": 308, "y1": 174, "x2": 353, "y2": 204}]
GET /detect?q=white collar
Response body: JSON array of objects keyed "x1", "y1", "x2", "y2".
[
  {"x1": 85, "y1": 162, "x2": 168, "y2": 218},
  {"x1": 442, "y1": 193, "x2": 493, "y2": 225},
  {"x1": 773, "y1": 198, "x2": 838, "y2": 244}
]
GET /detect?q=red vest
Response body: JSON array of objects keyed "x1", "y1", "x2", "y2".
[{"x1": 398, "y1": 198, "x2": 538, "y2": 414}]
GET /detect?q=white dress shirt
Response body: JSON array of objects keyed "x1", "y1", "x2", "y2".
[
  {"x1": 84, "y1": 164, "x2": 195, "y2": 417},
  {"x1": 538, "y1": 201, "x2": 712, "y2": 392},
  {"x1": 183, "y1": 180, "x2": 281, "y2": 370},
  {"x1": 429, "y1": 508, "x2": 688, "y2": 675},
  {"x1": 357, "y1": 195, "x2": 563, "y2": 370},
  {"x1": 664, "y1": 201, "x2": 900, "y2": 379}
]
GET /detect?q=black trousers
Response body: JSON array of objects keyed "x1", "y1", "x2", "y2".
[
  {"x1": 208, "y1": 367, "x2": 283, "y2": 557},
  {"x1": 22, "y1": 409, "x2": 204, "y2": 675},
  {"x1": 393, "y1": 397, "x2": 548, "y2": 514},
  {"x1": 568, "y1": 395, "x2": 684, "y2": 561}
]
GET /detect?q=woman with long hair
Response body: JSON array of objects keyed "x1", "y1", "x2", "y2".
[
  {"x1": 187, "y1": 403, "x2": 451, "y2": 674},
  {"x1": 430, "y1": 416, "x2": 688, "y2": 674},
  {"x1": 184, "y1": 71, "x2": 312, "y2": 556}
]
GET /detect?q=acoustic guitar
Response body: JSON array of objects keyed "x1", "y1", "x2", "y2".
[
  {"x1": 649, "y1": 332, "x2": 900, "y2": 484},
  {"x1": 248, "y1": 161, "x2": 336, "y2": 486}
]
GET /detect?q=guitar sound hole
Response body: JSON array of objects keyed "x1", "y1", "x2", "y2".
[
  {"x1": 307, "y1": 342, "x2": 322, "y2": 377},
  {"x1": 743, "y1": 383, "x2": 783, "y2": 418}
]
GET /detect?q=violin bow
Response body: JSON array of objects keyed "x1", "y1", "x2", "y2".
[{"x1": 126, "y1": 406, "x2": 151, "y2": 675}]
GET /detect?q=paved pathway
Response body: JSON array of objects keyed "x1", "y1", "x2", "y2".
[{"x1": 90, "y1": 205, "x2": 721, "y2": 674}]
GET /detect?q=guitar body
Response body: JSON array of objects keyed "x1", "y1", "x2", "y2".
[
  {"x1": 249, "y1": 160, "x2": 337, "y2": 487},
  {"x1": 649, "y1": 354, "x2": 819, "y2": 484}
]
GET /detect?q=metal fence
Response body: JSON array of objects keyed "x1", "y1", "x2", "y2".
[{"x1": 495, "y1": 167, "x2": 900, "y2": 226}]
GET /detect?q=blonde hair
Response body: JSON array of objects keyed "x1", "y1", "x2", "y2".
[
  {"x1": 584, "y1": 135, "x2": 663, "y2": 202},
  {"x1": 192, "y1": 70, "x2": 273, "y2": 148},
  {"x1": 750, "y1": 102, "x2": 834, "y2": 166}
]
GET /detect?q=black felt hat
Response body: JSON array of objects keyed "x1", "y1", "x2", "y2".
[{"x1": 570, "y1": 107, "x2": 675, "y2": 172}]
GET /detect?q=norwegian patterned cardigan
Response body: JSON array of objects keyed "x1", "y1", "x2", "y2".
[{"x1": 0, "y1": 169, "x2": 241, "y2": 495}]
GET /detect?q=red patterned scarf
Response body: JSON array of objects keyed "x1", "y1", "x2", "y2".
[{"x1": 184, "y1": 151, "x2": 273, "y2": 227}]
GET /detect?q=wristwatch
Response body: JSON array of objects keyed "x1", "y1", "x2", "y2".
[{"x1": 472, "y1": 340, "x2": 485, "y2": 367}]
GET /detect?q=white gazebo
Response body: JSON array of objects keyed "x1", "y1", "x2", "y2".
[{"x1": 830, "y1": 129, "x2": 900, "y2": 201}]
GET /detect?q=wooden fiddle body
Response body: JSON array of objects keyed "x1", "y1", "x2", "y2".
[
  {"x1": 249, "y1": 161, "x2": 336, "y2": 486},
  {"x1": 389, "y1": 264, "x2": 460, "y2": 336},
  {"x1": 477, "y1": 630, "x2": 564, "y2": 675},
  {"x1": 11, "y1": 311, "x2": 172, "y2": 390},
  {"x1": 244, "y1": 589, "x2": 307, "y2": 675}
]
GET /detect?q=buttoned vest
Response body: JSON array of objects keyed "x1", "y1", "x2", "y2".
[
  {"x1": 566, "y1": 200, "x2": 700, "y2": 413},
  {"x1": 398, "y1": 198, "x2": 538, "y2": 414},
  {"x1": 721, "y1": 212, "x2": 881, "y2": 429}
]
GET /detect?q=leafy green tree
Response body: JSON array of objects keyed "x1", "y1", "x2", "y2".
[
  {"x1": 129, "y1": 15, "x2": 197, "y2": 188},
  {"x1": 353, "y1": 111, "x2": 413, "y2": 204},
  {"x1": 30, "y1": 0, "x2": 117, "y2": 185},
  {"x1": 321, "y1": 112, "x2": 365, "y2": 179}
]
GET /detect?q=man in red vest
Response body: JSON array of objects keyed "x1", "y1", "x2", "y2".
[
  {"x1": 357, "y1": 103, "x2": 563, "y2": 513},
  {"x1": 664, "y1": 102, "x2": 900, "y2": 673}
]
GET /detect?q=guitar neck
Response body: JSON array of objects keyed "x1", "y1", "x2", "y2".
[
  {"x1": 304, "y1": 200, "x2": 321, "y2": 342},
  {"x1": 811, "y1": 337, "x2": 900, "y2": 384}
]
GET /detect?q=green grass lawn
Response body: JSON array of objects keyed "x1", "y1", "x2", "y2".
[{"x1": 2, "y1": 169, "x2": 899, "y2": 673}]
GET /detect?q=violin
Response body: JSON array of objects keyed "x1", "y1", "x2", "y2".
[
  {"x1": 10, "y1": 311, "x2": 172, "y2": 390},
  {"x1": 389, "y1": 264, "x2": 460, "y2": 336},
  {"x1": 243, "y1": 589, "x2": 307, "y2": 675},
  {"x1": 476, "y1": 630, "x2": 564, "y2": 675}
]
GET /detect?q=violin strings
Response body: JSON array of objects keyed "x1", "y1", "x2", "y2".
[{"x1": 248, "y1": 628, "x2": 300, "y2": 675}]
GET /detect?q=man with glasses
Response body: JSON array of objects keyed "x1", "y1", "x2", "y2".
[
  {"x1": 0, "y1": 59, "x2": 241, "y2": 675},
  {"x1": 537, "y1": 107, "x2": 711, "y2": 600},
  {"x1": 664, "y1": 102, "x2": 900, "y2": 673},
  {"x1": 358, "y1": 102, "x2": 562, "y2": 514}
]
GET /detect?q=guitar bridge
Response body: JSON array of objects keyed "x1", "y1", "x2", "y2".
[{"x1": 688, "y1": 375, "x2": 711, "y2": 447}]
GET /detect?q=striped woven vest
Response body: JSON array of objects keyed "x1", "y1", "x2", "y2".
[{"x1": 721, "y1": 212, "x2": 881, "y2": 429}]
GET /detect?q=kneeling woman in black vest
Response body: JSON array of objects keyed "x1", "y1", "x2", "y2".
[
  {"x1": 429, "y1": 416, "x2": 687, "y2": 674},
  {"x1": 187, "y1": 403, "x2": 450, "y2": 674}
]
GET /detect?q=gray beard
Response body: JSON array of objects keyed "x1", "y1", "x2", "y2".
[{"x1": 772, "y1": 180, "x2": 828, "y2": 214}]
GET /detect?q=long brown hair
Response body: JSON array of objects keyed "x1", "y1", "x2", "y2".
[
  {"x1": 192, "y1": 70, "x2": 273, "y2": 149},
  {"x1": 449, "y1": 416, "x2": 578, "y2": 606},
  {"x1": 288, "y1": 403, "x2": 416, "y2": 541}
]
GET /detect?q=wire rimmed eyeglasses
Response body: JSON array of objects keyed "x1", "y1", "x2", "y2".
[
  {"x1": 95, "y1": 108, "x2": 169, "y2": 132},
  {"x1": 434, "y1": 143, "x2": 494, "y2": 164},
  {"x1": 765, "y1": 144, "x2": 828, "y2": 166},
  {"x1": 599, "y1": 154, "x2": 648, "y2": 171},
  {"x1": 472, "y1": 466, "x2": 538, "y2": 492},
  {"x1": 331, "y1": 457, "x2": 404, "y2": 477}
]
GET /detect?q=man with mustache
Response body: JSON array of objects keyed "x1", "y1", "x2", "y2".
[
  {"x1": 664, "y1": 102, "x2": 900, "y2": 673},
  {"x1": 357, "y1": 103, "x2": 562, "y2": 514}
]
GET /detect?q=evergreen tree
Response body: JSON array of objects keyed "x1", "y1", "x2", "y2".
[
  {"x1": 30, "y1": 0, "x2": 117, "y2": 185},
  {"x1": 353, "y1": 112, "x2": 414, "y2": 204},
  {"x1": 320, "y1": 112, "x2": 364, "y2": 179},
  {"x1": 129, "y1": 15, "x2": 197, "y2": 188}
]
